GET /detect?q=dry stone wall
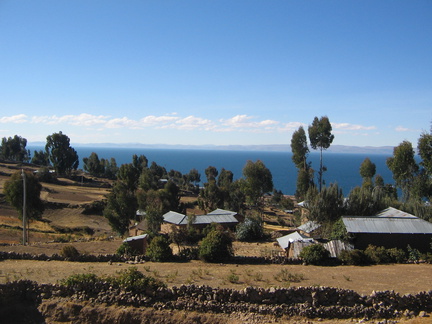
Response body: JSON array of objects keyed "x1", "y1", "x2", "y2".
[{"x1": 1, "y1": 280, "x2": 431, "y2": 321}]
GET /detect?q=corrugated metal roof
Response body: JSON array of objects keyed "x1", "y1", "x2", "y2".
[
  {"x1": 163, "y1": 211, "x2": 187, "y2": 225},
  {"x1": 163, "y1": 209, "x2": 238, "y2": 225},
  {"x1": 193, "y1": 214, "x2": 238, "y2": 225},
  {"x1": 342, "y1": 216, "x2": 432, "y2": 234},
  {"x1": 123, "y1": 234, "x2": 148, "y2": 242},
  {"x1": 297, "y1": 221, "x2": 321, "y2": 233},
  {"x1": 375, "y1": 207, "x2": 417, "y2": 218},
  {"x1": 276, "y1": 231, "x2": 314, "y2": 249},
  {"x1": 207, "y1": 208, "x2": 238, "y2": 217}
]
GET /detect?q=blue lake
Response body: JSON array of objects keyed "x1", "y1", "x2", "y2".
[{"x1": 28, "y1": 146, "x2": 396, "y2": 196}]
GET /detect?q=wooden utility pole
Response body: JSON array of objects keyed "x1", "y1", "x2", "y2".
[{"x1": 22, "y1": 169, "x2": 27, "y2": 245}]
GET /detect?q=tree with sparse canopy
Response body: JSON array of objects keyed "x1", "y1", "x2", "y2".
[
  {"x1": 0, "y1": 135, "x2": 29, "y2": 162},
  {"x1": 45, "y1": 132, "x2": 79, "y2": 175},
  {"x1": 359, "y1": 157, "x2": 376, "y2": 188},
  {"x1": 242, "y1": 160, "x2": 273, "y2": 209},
  {"x1": 305, "y1": 183, "x2": 344, "y2": 223},
  {"x1": 31, "y1": 150, "x2": 50, "y2": 166},
  {"x1": 386, "y1": 140, "x2": 419, "y2": 201},
  {"x1": 291, "y1": 126, "x2": 314, "y2": 199},
  {"x1": 103, "y1": 181, "x2": 138, "y2": 236},
  {"x1": 83, "y1": 152, "x2": 104, "y2": 177},
  {"x1": 4, "y1": 170, "x2": 45, "y2": 221},
  {"x1": 308, "y1": 116, "x2": 334, "y2": 191}
]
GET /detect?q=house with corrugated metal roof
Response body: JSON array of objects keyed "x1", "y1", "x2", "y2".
[
  {"x1": 342, "y1": 207, "x2": 432, "y2": 252},
  {"x1": 160, "y1": 208, "x2": 239, "y2": 233}
]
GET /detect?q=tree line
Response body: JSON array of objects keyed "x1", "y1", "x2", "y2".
[
  {"x1": 1, "y1": 131, "x2": 279, "y2": 240},
  {"x1": 290, "y1": 117, "x2": 432, "y2": 237}
]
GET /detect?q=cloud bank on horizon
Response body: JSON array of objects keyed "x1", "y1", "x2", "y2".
[{"x1": 0, "y1": 1, "x2": 431, "y2": 147}]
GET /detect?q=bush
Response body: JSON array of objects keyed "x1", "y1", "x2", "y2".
[
  {"x1": 60, "y1": 245, "x2": 80, "y2": 259},
  {"x1": 146, "y1": 236, "x2": 173, "y2": 262},
  {"x1": 36, "y1": 167, "x2": 56, "y2": 183},
  {"x1": 339, "y1": 249, "x2": 368, "y2": 265},
  {"x1": 387, "y1": 248, "x2": 406, "y2": 263},
  {"x1": 61, "y1": 267, "x2": 166, "y2": 293},
  {"x1": 199, "y1": 229, "x2": 233, "y2": 263},
  {"x1": 116, "y1": 242, "x2": 139, "y2": 256},
  {"x1": 236, "y1": 214, "x2": 264, "y2": 241},
  {"x1": 299, "y1": 244, "x2": 330, "y2": 265},
  {"x1": 339, "y1": 246, "x2": 407, "y2": 265},
  {"x1": 109, "y1": 267, "x2": 166, "y2": 292},
  {"x1": 407, "y1": 244, "x2": 421, "y2": 262},
  {"x1": 178, "y1": 247, "x2": 200, "y2": 261},
  {"x1": 364, "y1": 245, "x2": 392, "y2": 264},
  {"x1": 60, "y1": 273, "x2": 98, "y2": 290},
  {"x1": 227, "y1": 272, "x2": 240, "y2": 284}
]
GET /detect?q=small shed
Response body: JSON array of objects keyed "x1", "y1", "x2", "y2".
[
  {"x1": 123, "y1": 234, "x2": 149, "y2": 254},
  {"x1": 276, "y1": 231, "x2": 315, "y2": 258},
  {"x1": 343, "y1": 207, "x2": 432, "y2": 252}
]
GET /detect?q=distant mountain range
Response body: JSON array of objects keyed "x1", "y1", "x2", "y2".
[{"x1": 28, "y1": 142, "x2": 395, "y2": 154}]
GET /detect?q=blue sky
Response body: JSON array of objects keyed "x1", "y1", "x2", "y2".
[{"x1": 0, "y1": 1, "x2": 431, "y2": 147}]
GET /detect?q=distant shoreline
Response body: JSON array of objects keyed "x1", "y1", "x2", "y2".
[{"x1": 28, "y1": 142, "x2": 395, "y2": 155}]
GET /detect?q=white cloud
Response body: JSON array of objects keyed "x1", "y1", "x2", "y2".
[
  {"x1": 173, "y1": 116, "x2": 214, "y2": 130},
  {"x1": 220, "y1": 115, "x2": 279, "y2": 132},
  {"x1": 31, "y1": 114, "x2": 108, "y2": 126},
  {"x1": 278, "y1": 122, "x2": 305, "y2": 132},
  {"x1": 105, "y1": 117, "x2": 141, "y2": 129},
  {"x1": 395, "y1": 125, "x2": 418, "y2": 132},
  {"x1": 140, "y1": 115, "x2": 179, "y2": 125},
  {"x1": 0, "y1": 114, "x2": 28, "y2": 123},
  {"x1": 332, "y1": 123, "x2": 376, "y2": 131}
]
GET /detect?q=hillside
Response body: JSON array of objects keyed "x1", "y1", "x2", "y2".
[{"x1": 0, "y1": 161, "x2": 115, "y2": 244}]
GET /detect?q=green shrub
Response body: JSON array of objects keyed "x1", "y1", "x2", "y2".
[
  {"x1": 60, "y1": 273, "x2": 98, "y2": 290},
  {"x1": 339, "y1": 249, "x2": 368, "y2": 265},
  {"x1": 60, "y1": 245, "x2": 80, "y2": 259},
  {"x1": 299, "y1": 244, "x2": 330, "y2": 265},
  {"x1": 60, "y1": 267, "x2": 166, "y2": 293},
  {"x1": 109, "y1": 267, "x2": 166, "y2": 292},
  {"x1": 236, "y1": 214, "x2": 264, "y2": 241},
  {"x1": 273, "y1": 269, "x2": 304, "y2": 282},
  {"x1": 407, "y1": 245, "x2": 421, "y2": 262},
  {"x1": 227, "y1": 272, "x2": 240, "y2": 284},
  {"x1": 146, "y1": 236, "x2": 173, "y2": 262},
  {"x1": 199, "y1": 229, "x2": 233, "y2": 263},
  {"x1": 364, "y1": 245, "x2": 392, "y2": 264},
  {"x1": 178, "y1": 247, "x2": 200, "y2": 260},
  {"x1": 116, "y1": 242, "x2": 139, "y2": 256},
  {"x1": 387, "y1": 248, "x2": 406, "y2": 263}
]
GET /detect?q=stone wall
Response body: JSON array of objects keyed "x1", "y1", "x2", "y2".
[
  {"x1": 1, "y1": 280, "x2": 430, "y2": 320},
  {"x1": 0, "y1": 251, "x2": 125, "y2": 262}
]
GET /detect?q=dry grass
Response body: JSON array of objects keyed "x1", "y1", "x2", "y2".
[{"x1": 0, "y1": 258, "x2": 431, "y2": 296}]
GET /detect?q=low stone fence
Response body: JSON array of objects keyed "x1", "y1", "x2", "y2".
[
  {"x1": 1, "y1": 280, "x2": 430, "y2": 320},
  {"x1": 0, "y1": 251, "x2": 126, "y2": 263}
]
